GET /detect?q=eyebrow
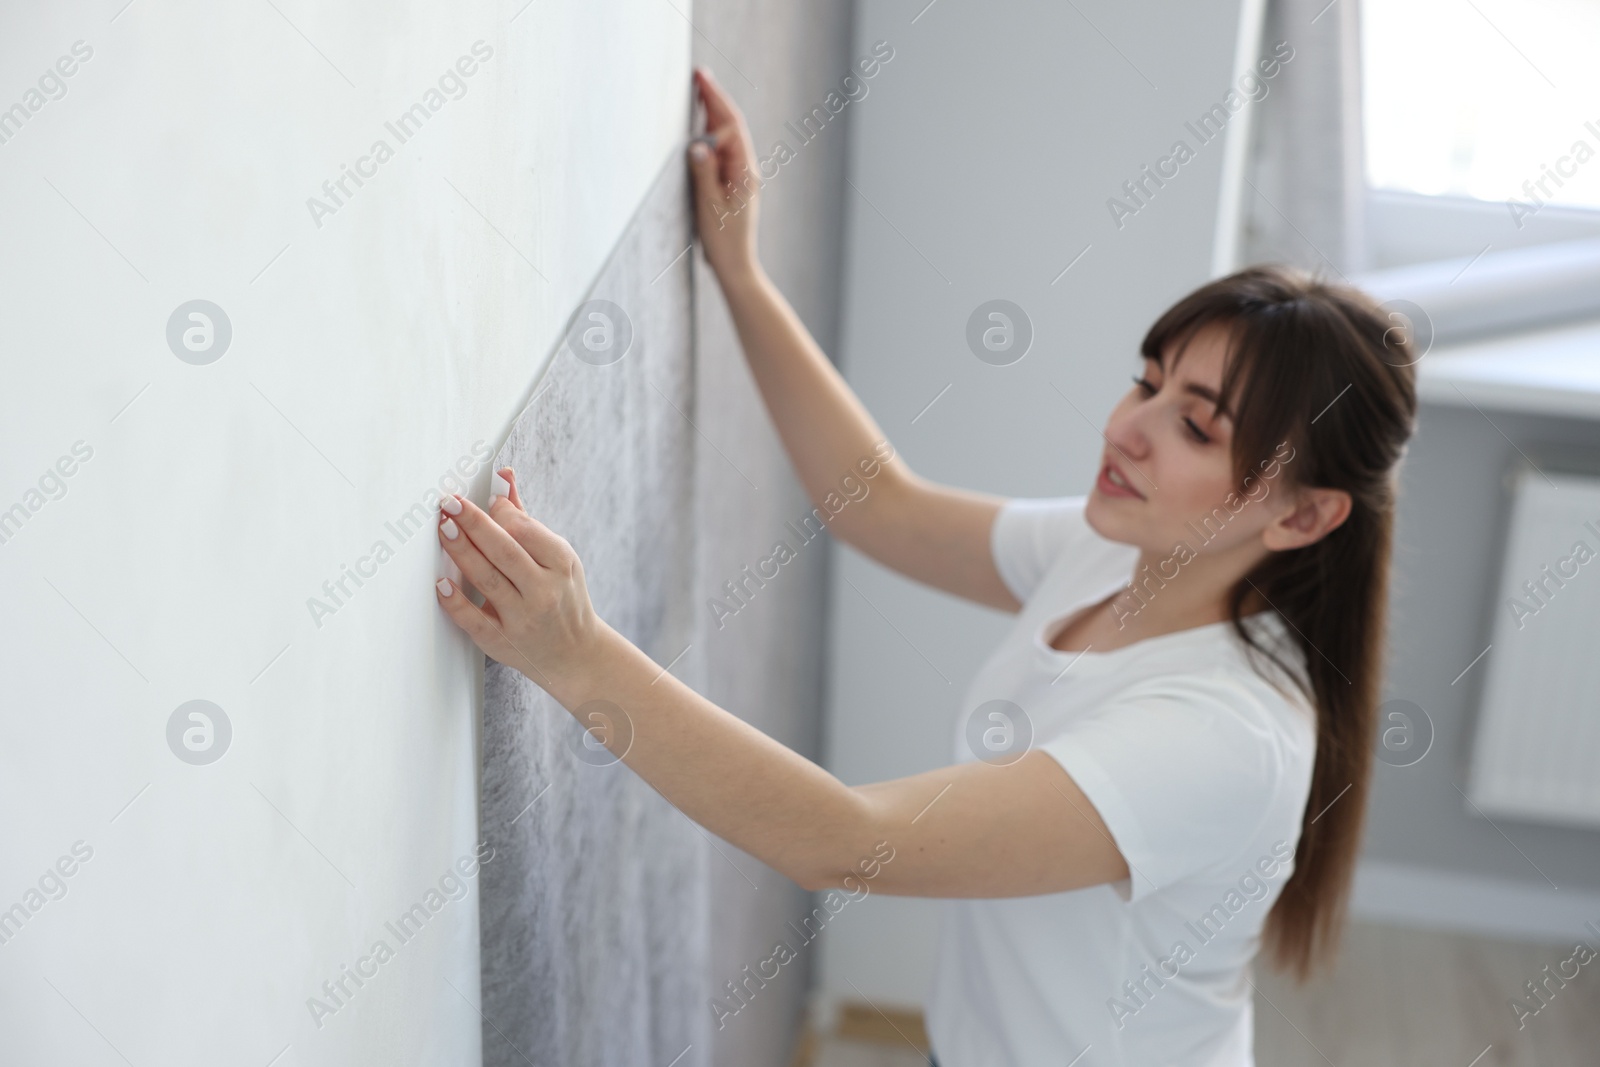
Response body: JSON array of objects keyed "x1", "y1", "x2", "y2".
[
  {"x1": 1145, "y1": 354, "x2": 1232, "y2": 418},
  {"x1": 1184, "y1": 382, "x2": 1231, "y2": 418}
]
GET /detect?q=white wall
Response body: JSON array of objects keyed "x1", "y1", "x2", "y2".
[
  {"x1": 817, "y1": 0, "x2": 1266, "y2": 1015},
  {"x1": 0, "y1": 2, "x2": 686, "y2": 1063}
]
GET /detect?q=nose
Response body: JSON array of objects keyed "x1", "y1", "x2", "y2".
[{"x1": 1103, "y1": 391, "x2": 1152, "y2": 462}]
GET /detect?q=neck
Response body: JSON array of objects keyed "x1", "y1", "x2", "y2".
[{"x1": 1108, "y1": 541, "x2": 1269, "y2": 640}]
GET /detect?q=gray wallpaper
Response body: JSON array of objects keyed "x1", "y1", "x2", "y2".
[
  {"x1": 478, "y1": 155, "x2": 710, "y2": 1067},
  {"x1": 688, "y1": 7, "x2": 855, "y2": 1066},
  {"x1": 476, "y1": 9, "x2": 856, "y2": 1060}
]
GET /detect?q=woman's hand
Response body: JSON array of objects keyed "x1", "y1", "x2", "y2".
[
  {"x1": 434, "y1": 467, "x2": 607, "y2": 693},
  {"x1": 688, "y1": 67, "x2": 763, "y2": 283}
]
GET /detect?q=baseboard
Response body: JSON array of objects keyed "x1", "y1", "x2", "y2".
[
  {"x1": 1351, "y1": 858, "x2": 1600, "y2": 943},
  {"x1": 834, "y1": 1001, "x2": 930, "y2": 1051},
  {"x1": 787, "y1": 1015, "x2": 820, "y2": 1067},
  {"x1": 790, "y1": 995, "x2": 930, "y2": 1064}
]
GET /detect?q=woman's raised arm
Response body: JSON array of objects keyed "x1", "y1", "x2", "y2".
[{"x1": 689, "y1": 68, "x2": 1020, "y2": 613}]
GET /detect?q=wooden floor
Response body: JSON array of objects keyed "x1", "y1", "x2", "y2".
[
  {"x1": 1252, "y1": 920, "x2": 1600, "y2": 1066},
  {"x1": 807, "y1": 921, "x2": 1600, "y2": 1067}
]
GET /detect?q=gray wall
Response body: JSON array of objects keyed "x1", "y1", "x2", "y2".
[
  {"x1": 818, "y1": 0, "x2": 1267, "y2": 1013},
  {"x1": 689, "y1": 3, "x2": 857, "y2": 1066},
  {"x1": 1372, "y1": 401, "x2": 1600, "y2": 890}
]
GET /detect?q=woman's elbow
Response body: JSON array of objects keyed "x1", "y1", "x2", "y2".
[
  {"x1": 794, "y1": 838, "x2": 900, "y2": 895},
  {"x1": 793, "y1": 868, "x2": 829, "y2": 894},
  {"x1": 789, "y1": 846, "x2": 854, "y2": 893}
]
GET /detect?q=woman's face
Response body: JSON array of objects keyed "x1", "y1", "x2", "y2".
[{"x1": 1084, "y1": 321, "x2": 1294, "y2": 559}]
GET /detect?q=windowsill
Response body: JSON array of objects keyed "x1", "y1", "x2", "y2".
[
  {"x1": 1364, "y1": 187, "x2": 1600, "y2": 272},
  {"x1": 1416, "y1": 315, "x2": 1600, "y2": 420}
]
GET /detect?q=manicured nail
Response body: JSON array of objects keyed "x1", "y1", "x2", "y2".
[
  {"x1": 441, "y1": 517, "x2": 460, "y2": 540},
  {"x1": 690, "y1": 141, "x2": 709, "y2": 161},
  {"x1": 491, "y1": 471, "x2": 511, "y2": 500},
  {"x1": 437, "y1": 578, "x2": 454, "y2": 597},
  {"x1": 441, "y1": 494, "x2": 463, "y2": 516}
]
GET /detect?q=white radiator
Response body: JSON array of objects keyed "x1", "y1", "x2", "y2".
[{"x1": 1467, "y1": 467, "x2": 1600, "y2": 830}]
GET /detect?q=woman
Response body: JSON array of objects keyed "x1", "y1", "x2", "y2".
[{"x1": 433, "y1": 69, "x2": 1417, "y2": 1066}]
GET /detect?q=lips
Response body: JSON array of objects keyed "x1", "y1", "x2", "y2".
[{"x1": 1096, "y1": 458, "x2": 1145, "y2": 500}]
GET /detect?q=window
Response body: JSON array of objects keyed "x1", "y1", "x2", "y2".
[{"x1": 1361, "y1": 0, "x2": 1600, "y2": 269}]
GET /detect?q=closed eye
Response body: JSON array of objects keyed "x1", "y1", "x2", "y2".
[{"x1": 1135, "y1": 375, "x2": 1211, "y2": 442}]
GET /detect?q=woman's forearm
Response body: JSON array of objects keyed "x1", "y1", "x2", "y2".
[
  {"x1": 538, "y1": 621, "x2": 1130, "y2": 900},
  {"x1": 548, "y1": 617, "x2": 876, "y2": 890},
  {"x1": 716, "y1": 266, "x2": 909, "y2": 536},
  {"x1": 436, "y1": 479, "x2": 1128, "y2": 900},
  {"x1": 690, "y1": 69, "x2": 911, "y2": 543}
]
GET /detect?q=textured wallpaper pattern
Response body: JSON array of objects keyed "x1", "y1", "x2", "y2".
[{"x1": 478, "y1": 155, "x2": 709, "y2": 1067}]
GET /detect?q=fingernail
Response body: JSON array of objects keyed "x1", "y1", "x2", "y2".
[
  {"x1": 441, "y1": 517, "x2": 460, "y2": 540},
  {"x1": 690, "y1": 142, "x2": 709, "y2": 161},
  {"x1": 437, "y1": 578, "x2": 454, "y2": 597},
  {"x1": 491, "y1": 471, "x2": 511, "y2": 500},
  {"x1": 441, "y1": 494, "x2": 463, "y2": 516}
]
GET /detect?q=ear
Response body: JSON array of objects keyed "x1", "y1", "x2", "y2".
[{"x1": 1262, "y1": 486, "x2": 1351, "y2": 551}]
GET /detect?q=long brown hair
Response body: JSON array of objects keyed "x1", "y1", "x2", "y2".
[{"x1": 1141, "y1": 264, "x2": 1418, "y2": 980}]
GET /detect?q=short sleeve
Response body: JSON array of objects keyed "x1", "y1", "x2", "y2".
[
  {"x1": 1037, "y1": 673, "x2": 1295, "y2": 903},
  {"x1": 990, "y1": 496, "x2": 1093, "y2": 604}
]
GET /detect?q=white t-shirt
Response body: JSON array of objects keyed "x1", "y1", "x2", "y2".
[{"x1": 924, "y1": 496, "x2": 1317, "y2": 1067}]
